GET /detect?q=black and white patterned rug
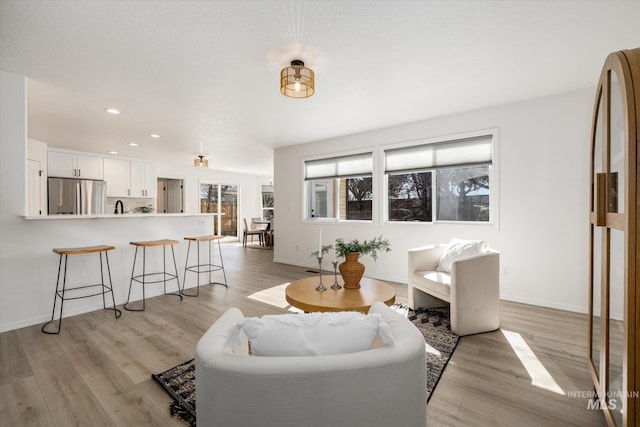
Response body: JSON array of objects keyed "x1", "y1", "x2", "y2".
[
  {"x1": 408, "y1": 306, "x2": 460, "y2": 401},
  {"x1": 152, "y1": 306, "x2": 459, "y2": 425}
]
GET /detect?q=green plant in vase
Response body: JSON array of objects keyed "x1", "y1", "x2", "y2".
[{"x1": 334, "y1": 235, "x2": 391, "y2": 289}]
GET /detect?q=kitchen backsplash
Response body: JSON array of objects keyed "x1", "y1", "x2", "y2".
[{"x1": 107, "y1": 197, "x2": 156, "y2": 214}]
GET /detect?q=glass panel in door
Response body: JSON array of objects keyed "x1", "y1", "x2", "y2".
[
  {"x1": 200, "y1": 183, "x2": 239, "y2": 237},
  {"x1": 220, "y1": 185, "x2": 238, "y2": 237},
  {"x1": 590, "y1": 94, "x2": 604, "y2": 377},
  {"x1": 608, "y1": 228, "x2": 625, "y2": 426},
  {"x1": 607, "y1": 69, "x2": 625, "y2": 426},
  {"x1": 591, "y1": 224, "x2": 603, "y2": 377},
  {"x1": 608, "y1": 70, "x2": 625, "y2": 214}
]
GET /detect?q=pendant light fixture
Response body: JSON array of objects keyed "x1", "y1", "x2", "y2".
[
  {"x1": 280, "y1": 59, "x2": 314, "y2": 98},
  {"x1": 194, "y1": 155, "x2": 208, "y2": 168}
]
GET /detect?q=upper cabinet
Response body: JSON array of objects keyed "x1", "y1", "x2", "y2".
[
  {"x1": 103, "y1": 158, "x2": 130, "y2": 197},
  {"x1": 48, "y1": 150, "x2": 103, "y2": 180},
  {"x1": 103, "y1": 158, "x2": 156, "y2": 198},
  {"x1": 130, "y1": 161, "x2": 156, "y2": 198}
]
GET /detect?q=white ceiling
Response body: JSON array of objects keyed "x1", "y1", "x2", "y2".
[{"x1": 1, "y1": 1, "x2": 638, "y2": 176}]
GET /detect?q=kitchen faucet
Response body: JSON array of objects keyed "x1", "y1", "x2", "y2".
[{"x1": 114, "y1": 200, "x2": 124, "y2": 214}]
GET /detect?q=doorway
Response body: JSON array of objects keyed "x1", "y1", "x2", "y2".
[{"x1": 200, "y1": 183, "x2": 239, "y2": 238}]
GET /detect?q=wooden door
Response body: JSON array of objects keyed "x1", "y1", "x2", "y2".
[{"x1": 588, "y1": 48, "x2": 638, "y2": 427}]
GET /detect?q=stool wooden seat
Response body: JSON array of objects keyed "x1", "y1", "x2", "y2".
[
  {"x1": 182, "y1": 235, "x2": 228, "y2": 297},
  {"x1": 130, "y1": 239, "x2": 180, "y2": 247},
  {"x1": 124, "y1": 239, "x2": 182, "y2": 311},
  {"x1": 42, "y1": 244, "x2": 121, "y2": 334},
  {"x1": 53, "y1": 245, "x2": 116, "y2": 255}
]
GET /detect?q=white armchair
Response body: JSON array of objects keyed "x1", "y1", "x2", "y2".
[
  {"x1": 195, "y1": 302, "x2": 427, "y2": 427},
  {"x1": 408, "y1": 243, "x2": 500, "y2": 336}
]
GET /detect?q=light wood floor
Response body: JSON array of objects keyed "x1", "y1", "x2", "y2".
[{"x1": 0, "y1": 243, "x2": 606, "y2": 427}]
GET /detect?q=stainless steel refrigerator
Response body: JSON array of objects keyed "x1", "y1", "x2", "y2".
[{"x1": 48, "y1": 177, "x2": 107, "y2": 215}]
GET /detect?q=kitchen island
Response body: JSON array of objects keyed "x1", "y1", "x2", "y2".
[
  {"x1": 23, "y1": 212, "x2": 217, "y2": 220},
  {"x1": 3, "y1": 213, "x2": 221, "y2": 332}
]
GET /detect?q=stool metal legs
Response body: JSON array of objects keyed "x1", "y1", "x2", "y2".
[
  {"x1": 124, "y1": 244, "x2": 182, "y2": 311},
  {"x1": 42, "y1": 250, "x2": 121, "y2": 335},
  {"x1": 182, "y1": 239, "x2": 228, "y2": 297}
]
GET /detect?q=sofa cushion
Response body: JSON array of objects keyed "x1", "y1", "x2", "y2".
[
  {"x1": 437, "y1": 238, "x2": 488, "y2": 273},
  {"x1": 224, "y1": 311, "x2": 394, "y2": 356},
  {"x1": 412, "y1": 270, "x2": 451, "y2": 301}
]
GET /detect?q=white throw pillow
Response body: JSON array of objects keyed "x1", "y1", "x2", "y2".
[
  {"x1": 224, "y1": 311, "x2": 394, "y2": 356},
  {"x1": 437, "y1": 238, "x2": 489, "y2": 273}
]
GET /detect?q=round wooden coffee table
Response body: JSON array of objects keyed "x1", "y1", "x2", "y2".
[{"x1": 285, "y1": 276, "x2": 396, "y2": 313}]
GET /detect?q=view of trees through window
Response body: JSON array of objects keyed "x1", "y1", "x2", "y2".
[
  {"x1": 436, "y1": 166, "x2": 489, "y2": 221},
  {"x1": 261, "y1": 185, "x2": 274, "y2": 221},
  {"x1": 388, "y1": 166, "x2": 489, "y2": 222},
  {"x1": 388, "y1": 172, "x2": 432, "y2": 221},
  {"x1": 345, "y1": 177, "x2": 372, "y2": 220}
]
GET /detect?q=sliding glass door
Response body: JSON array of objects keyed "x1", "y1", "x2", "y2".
[{"x1": 200, "y1": 183, "x2": 239, "y2": 238}]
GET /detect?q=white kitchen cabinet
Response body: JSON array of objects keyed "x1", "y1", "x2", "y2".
[
  {"x1": 142, "y1": 162, "x2": 157, "y2": 198},
  {"x1": 48, "y1": 151, "x2": 103, "y2": 180},
  {"x1": 103, "y1": 158, "x2": 130, "y2": 197},
  {"x1": 130, "y1": 161, "x2": 156, "y2": 198},
  {"x1": 103, "y1": 159, "x2": 156, "y2": 198}
]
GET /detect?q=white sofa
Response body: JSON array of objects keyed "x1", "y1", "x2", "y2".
[
  {"x1": 195, "y1": 301, "x2": 427, "y2": 427},
  {"x1": 408, "y1": 243, "x2": 500, "y2": 336}
]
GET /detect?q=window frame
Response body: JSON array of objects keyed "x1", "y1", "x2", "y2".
[
  {"x1": 381, "y1": 129, "x2": 499, "y2": 225},
  {"x1": 302, "y1": 149, "x2": 376, "y2": 224}
]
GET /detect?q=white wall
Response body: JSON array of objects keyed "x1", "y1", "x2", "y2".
[
  {"x1": 274, "y1": 88, "x2": 594, "y2": 313},
  {"x1": 0, "y1": 70, "x2": 273, "y2": 333}
]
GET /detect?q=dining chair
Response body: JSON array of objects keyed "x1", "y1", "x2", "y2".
[{"x1": 243, "y1": 218, "x2": 265, "y2": 247}]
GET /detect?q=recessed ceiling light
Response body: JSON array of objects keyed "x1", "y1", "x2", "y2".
[
  {"x1": 149, "y1": 133, "x2": 160, "y2": 138},
  {"x1": 129, "y1": 143, "x2": 138, "y2": 147},
  {"x1": 105, "y1": 108, "x2": 120, "y2": 115},
  {"x1": 109, "y1": 151, "x2": 118, "y2": 154}
]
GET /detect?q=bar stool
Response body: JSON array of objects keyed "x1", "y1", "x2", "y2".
[
  {"x1": 124, "y1": 239, "x2": 182, "y2": 311},
  {"x1": 182, "y1": 235, "x2": 228, "y2": 297},
  {"x1": 42, "y1": 245, "x2": 121, "y2": 335}
]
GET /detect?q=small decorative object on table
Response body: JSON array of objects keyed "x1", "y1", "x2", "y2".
[
  {"x1": 331, "y1": 260, "x2": 341, "y2": 290},
  {"x1": 311, "y1": 244, "x2": 333, "y2": 292},
  {"x1": 335, "y1": 235, "x2": 391, "y2": 289}
]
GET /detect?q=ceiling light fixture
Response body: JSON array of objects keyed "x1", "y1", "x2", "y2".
[
  {"x1": 128, "y1": 142, "x2": 138, "y2": 147},
  {"x1": 149, "y1": 133, "x2": 160, "y2": 138},
  {"x1": 194, "y1": 155, "x2": 209, "y2": 168},
  {"x1": 105, "y1": 108, "x2": 120, "y2": 115},
  {"x1": 280, "y1": 59, "x2": 314, "y2": 98}
]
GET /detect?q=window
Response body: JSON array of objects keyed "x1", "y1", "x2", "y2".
[
  {"x1": 436, "y1": 166, "x2": 489, "y2": 221},
  {"x1": 261, "y1": 185, "x2": 274, "y2": 221},
  {"x1": 200, "y1": 183, "x2": 239, "y2": 236},
  {"x1": 385, "y1": 134, "x2": 493, "y2": 223},
  {"x1": 388, "y1": 172, "x2": 432, "y2": 222},
  {"x1": 345, "y1": 177, "x2": 372, "y2": 220},
  {"x1": 305, "y1": 152, "x2": 373, "y2": 221}
]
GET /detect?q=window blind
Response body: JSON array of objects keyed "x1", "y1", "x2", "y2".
[
  {"x1": 305, "y1": 152, "x2": 373, "y2": 180},
  {"x1": 384, "y1": 135, "x2": 493, "y2": 174}
]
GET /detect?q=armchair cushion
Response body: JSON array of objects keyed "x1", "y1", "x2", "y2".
[
  {"x1": 412, "y1": 270, "x2": 452, "y2": 301},
  {"x1": 437, "y1": 238, "x2": 489, "y2": 273},
  {"x1": 224, "y1": 311, "x2": 394, "y2": 357}
]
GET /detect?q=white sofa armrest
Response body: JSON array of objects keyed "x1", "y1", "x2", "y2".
[
  {"x1": 450, "y1": 250, "x2": 500, "y2": 336},
  {"x1": 408, "y1": 244, "x2": 446, "y2": 272},
  {"x1": 408, "y1": 245, "x2": 446, "y2": 309}
]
